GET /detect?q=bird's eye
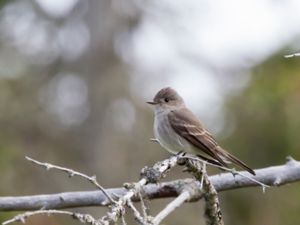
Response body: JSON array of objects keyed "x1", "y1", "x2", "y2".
[{"x1": 164, "y1": 98, "x2": 169, "y2": 102}]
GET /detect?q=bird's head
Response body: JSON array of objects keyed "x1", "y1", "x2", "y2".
[{"x1": 147, "y1": 87, "x2": 185, "y2": 112}]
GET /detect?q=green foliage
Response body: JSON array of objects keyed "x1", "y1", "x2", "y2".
[{"x1": 223, "y1": 52, "x2": 300, "y2": 225}]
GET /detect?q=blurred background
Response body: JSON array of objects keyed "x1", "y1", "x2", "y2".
[{"x1": 0, "y1": 0, "x2": 300, "y2": 224}]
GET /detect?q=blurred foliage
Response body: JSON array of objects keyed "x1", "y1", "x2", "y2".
[
  {"x1": 0, "y1": 0, "x2": 299, "y2": 225},
  {"x1": 0, "y1": 0, "x2": 9, "y2": 8},
  {"x1": 225, "y1": 54, "x2": 300, "y2": 165},
  {"x1": 222, "y1": 53, "x2": 300, "y2": 225}
]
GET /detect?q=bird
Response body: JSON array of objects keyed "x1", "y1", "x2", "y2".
[{"x1": 147, "y1": 87, "x2": 255, "y2": 175}]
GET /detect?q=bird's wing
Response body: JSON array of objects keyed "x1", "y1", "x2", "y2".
[
  {"x1": 167, "y1": 108, "x2": 228, "y2": 166},
  {"x1": 168, "y1": 108, "x2": 255, "y2": 175}
]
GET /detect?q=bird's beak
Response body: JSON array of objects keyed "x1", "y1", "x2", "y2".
[{"x1": 146, "y1": 101, "x2": 158, "y2": 105}]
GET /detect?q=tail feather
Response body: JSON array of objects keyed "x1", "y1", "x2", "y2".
[{"x1": 216, "y1": 147, "x2": 256, "y2": 175}]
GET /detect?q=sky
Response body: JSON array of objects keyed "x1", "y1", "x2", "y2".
[
  {"x1": 2, "y1": 0, "x2": 300, "y2": 133},
  {"x1": 118, "y1": 0, "x2": 300, "y2": 133}
]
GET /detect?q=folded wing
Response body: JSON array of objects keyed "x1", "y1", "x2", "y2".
[{"x1": 168, "y1": 108, "x2": 255, "y2": 175}]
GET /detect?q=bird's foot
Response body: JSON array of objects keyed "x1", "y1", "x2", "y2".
[{"x1": 176, "y1": 151, "x2": 187, "y2": 165}]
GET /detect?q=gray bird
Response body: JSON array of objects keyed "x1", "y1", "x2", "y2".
[{"x1": 147, "y1": 87, "x2": 255, "y2": 175}]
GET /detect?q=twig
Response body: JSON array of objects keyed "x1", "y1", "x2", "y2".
[
  {"x1": 184, "y1": 158, "x2": 224, "y2": 225},
  {"x1": 182, "y1": 155, "x2": 269, "y2": 190},
  {"x1": 1, "y1": 157, "x2": 300, "y2": 211},
  {"x1": 127, "y1": 199, "x2": 146, "y2": 225},
  {"x1": 203, "y1": 176, "x2": 223, "y2": 225},
  {"x1": 200, "y1": 161, "x2": 206, "y2": 189},
  {"x1": 25, "y1": 156, "x2": 115, "y2": 204},
  {"x1": 2, "y1": 154, "x2": 299, "y2": 225},
  {"x1": 284, "y1": 52, "x2": 300, "y2": 58},
  {"x1": 138, "y1": 190, "x2": 148, "y2": 218},
  {"x1": 150, "y1": 156, "x2": 223, "y2": 225},
  {"x1": 2, "y1": 210, "x2": 98, "y2": 225},
  {"x1": 150, "y1": 138, "x2": 159, "y2": 143},
  {"x1": 151, "y1": 191, "x2": 191, "y2": 225},
  {"x1": 97, "y1": 155, "x2": 180, "y2": 224},
  {"x1": 121, "y1": 214, "x2": 127, "y2": 225}
]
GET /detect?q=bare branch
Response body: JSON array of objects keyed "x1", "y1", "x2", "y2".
[
  {"x1": 203, "y1": 173, "x2": 223, "y2": 225},
  {"x1": 152, "y1": 191, "x2": 191, "y2": 225},
  {"x1": 2, "y1": 210, "x2": 98, "y2": 225},
  {"x1": 97, "y1": 155, "x2": 179, "y2": 224},
  {"x1": 183, "y1": 155, "x2": 268, "y2": 189},
  {"x1": 1, "y1": 157, "x2": 300, "y2": 212},
  {"x1": 138, "y1": 190, "x2": 149, "y2": 219},
  {"x1": 25, "y1": 156, "x2": 115, "y2": 204},
  {"x1": 183, "y1": 158, "x2": 224, "y2": 225},
  {"x1": 126, "y1": 199, "x2": 147, "y2": 225},
  {"x1": 284, "y1": 52, "x2": 300, "y2": 58}
]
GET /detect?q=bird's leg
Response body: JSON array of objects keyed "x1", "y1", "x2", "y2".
[
  {"x1": 176, "y1": 151, "x2": 186, "y2": 157},
  {"x1": 176, "y1": 151, "x2": 187, "y2": 166}
]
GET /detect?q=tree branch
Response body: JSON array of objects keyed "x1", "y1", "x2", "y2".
[
  {"x1": 25, "y1": 156, "x2": 115, "y2": 204},
  {"x1": 152, "y1": 191, "x2": 191, "y2": 225},
  {"x1": 1, "y1": 157, "x2": 299, "y2": 212},
  {"x1": 284, "y1": 52, "x2": 300, "y2": 58},
  {"x1": 184, "y1": 159, "x2": 224, "y2": 225},
  {"x1": 2, "y1": 210, "x2": 97, "y2": 225}
]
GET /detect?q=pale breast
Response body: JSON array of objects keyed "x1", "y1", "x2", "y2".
[{"x1": 154, "y1": 112, "x2": 189, "y2": 154}]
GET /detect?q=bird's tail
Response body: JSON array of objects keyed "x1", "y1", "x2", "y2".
[{"x1": 216, "y1": 147, "x2": 256, "y2": 175}]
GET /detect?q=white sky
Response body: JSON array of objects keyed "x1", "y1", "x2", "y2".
[{"x1": 119, "y1": 0, "x2": 300, "y2": 134}]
